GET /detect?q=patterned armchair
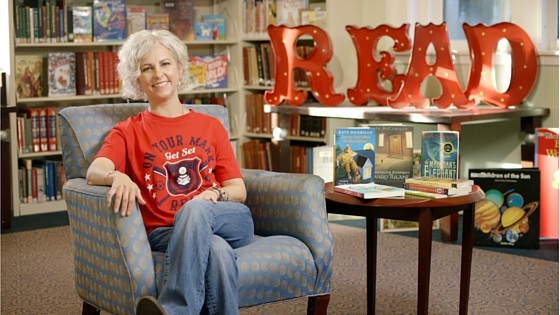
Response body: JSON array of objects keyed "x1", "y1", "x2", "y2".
[{"x1": 58, "y1": 104, "x2": 333, "y2": 315}]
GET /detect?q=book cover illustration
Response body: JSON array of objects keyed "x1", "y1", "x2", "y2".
[
  {"x1": 93, "y1": 0, "x2": 126, "y2": 41},
  {"x1": 189, "y1": 55, "x2": 228, "y2": 89},
  {"x1": 47, "y1": 52, "x2": 76, "y2": 96},
  {"x1": 534, "y1": 128, "x2": 559, "y2": 240},
  {"x1": 421, "y1": 131, "x2": 459, "y2": 180},
  {"x1": 201, "y1": 14, "x2": 226, "y2": 40},
  {"x1": 469, "y1": 168, "x2": 540, "y2": 249},
  {"x1": 193, "y1": 21, "x2": 214, "y2": 40},
  {"x1": 334, "y1": 128, "x2": 376, "y2": 186},
  {"x1": 161, "y1": 0, "x2": 194, "y2": 41},
  {"x1": 15, "y1": 55, "x2": 45, "y2": 99},
  {"x1": 147, "y1": 13, "x2": 169, "y2": 31},
  {"x1": 276, "y1": 0, "x2": 308, "y2": 27},
  {"x1": 126, "y1": 7, "x2": 147, "y2": 36},
  {"x1": 365, "y1": 124, "x2": 414, "y2": 187},
  {"x1": 73, "y1": 6, "x2": 93, "y2": 42}
]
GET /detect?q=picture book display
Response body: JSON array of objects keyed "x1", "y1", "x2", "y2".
[
  {"x1": 201, "y1": 14, "x2": 226, "y2": 40},
  {"x1": 93, "y1": 0, "x2": 126, "y2": 41},
  {"x1": 47, "y1": 52, "x2": 76, "y2": 96},
  {"x1": 73, "y1": 6, "x2": 94, "y2": 42},
  {"x1": 469, "y1": 168, "x2": 540, "y2": 249},
  {"x1": 334, "y1": 183, "x2": 405, "y2": 199},
  {"x1": 15, "y1": 55, "x2": 45, "y2": 99},
  {"x1": 420, "y1": 131, "x2": 459, "y2": 179},
  {"x1": 534, "y1": 128, "x2": 559, "y2": 240},
  {"x1": 364, "y1": 124, "x2": 414, "y2": 187},
  {"x1": 334, "y1": 128, "x2": 376, "y2": 186}
]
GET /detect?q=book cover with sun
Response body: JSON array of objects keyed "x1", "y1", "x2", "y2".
[{"x1": 334, "y1": 128, "x2": 376, "y2": 186}]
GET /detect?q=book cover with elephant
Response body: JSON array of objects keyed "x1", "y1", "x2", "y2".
[
  {"x1": 469, "y1": 168, "x2": 540, "y2": 249},
  {"x1": 334, "y1": 127, "x2": 376, "y2": 186}
]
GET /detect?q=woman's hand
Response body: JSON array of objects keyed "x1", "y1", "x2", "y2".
[
  {"x1": 106, "y1": 171, "x2": 147, "y2": 216},
  {"x1": 192, "y1": 188, "x2": 220, "y2": 203}
]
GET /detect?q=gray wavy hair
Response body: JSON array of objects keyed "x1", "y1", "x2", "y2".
[{"x1": 117, "y1": 30, "x2": 191, "y2": 100}]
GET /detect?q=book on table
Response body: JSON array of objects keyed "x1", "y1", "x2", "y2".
[
  {"x1": 334, "y1": 127, "x2": 376, "y2": 186},
  {"x1": 334, "y1": 183, "x2": 405, "y2": 199},
  {"x1": 403, "y1": 182, "x2": 472, "y2": 196},
  {"x1": 420, "y1": 130, "x2": 459, "y2": 180},
  {"x1": 404, "y1": 176, "x2": 474, "y2": 188}
]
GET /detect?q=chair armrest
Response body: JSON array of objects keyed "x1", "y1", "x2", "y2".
[
  {"x1": 241, "y1": 169, "x2": 334, "y2": 292},
  {"x1": 63, "y1": 178, "x2": 157, "y2": 313}
]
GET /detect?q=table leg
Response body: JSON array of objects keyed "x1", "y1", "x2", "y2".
[
  {"x1": 459, "y1": 203, "x2": 475, "y2": 315},
  {"x1": 366, "y1": 217, "x2": 377, "y2": 315},
  {"x1": 417, "y1": 208, "x2": 433, "y2": 315}
]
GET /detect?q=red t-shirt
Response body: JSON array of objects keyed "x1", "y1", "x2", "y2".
[{"x1": 95, "y1": 109, "x2": 242, "y2": 233}]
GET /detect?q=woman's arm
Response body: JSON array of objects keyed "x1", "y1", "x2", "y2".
[
  {"x1": 193, "y1": 178, "x2": 247, "y2": 203},
  {"x1": 86, "y1": 157, "x2": 146, "y2": 216}
]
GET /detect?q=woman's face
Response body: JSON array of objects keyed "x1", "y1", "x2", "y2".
[{"x1": 138, "y1": 43, "x2": 181, "y2": 103}]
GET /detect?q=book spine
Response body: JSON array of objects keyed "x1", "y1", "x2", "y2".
[
  {"x1": 333, "y1": 186, "x2": 364, "y2": 198},
  {"x1": 404, "y1": 190, "x2": 447, "y2": 199},
  {"x1": 46, "y1": 107, "x2": 57, "y2": 151},
  {"x1": 405, "y1": 179, "x2": 461, "y2": 188},
  {"x1": 403, "y1": 183, "x2": 451, "y2": 194}
]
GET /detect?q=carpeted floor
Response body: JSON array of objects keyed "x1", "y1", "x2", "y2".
[{"x1": 1, "y1": 222, "x2": 558, "y2": 314}]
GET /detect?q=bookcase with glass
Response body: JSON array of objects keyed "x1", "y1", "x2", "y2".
[{"x1": 8, "y1": 0, "x2": 244, "y2": 216}]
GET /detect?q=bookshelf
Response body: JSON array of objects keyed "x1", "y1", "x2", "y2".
[{"x1": 7, "y1": 0, "x2": 244, "y2": 217}]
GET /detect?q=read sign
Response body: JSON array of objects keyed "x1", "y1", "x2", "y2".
[{"x1": 264, "y1": 22, "x2": 538, "y2": 109}]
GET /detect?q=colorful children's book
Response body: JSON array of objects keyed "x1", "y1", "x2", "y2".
[
  {"x1": 126, "y1": 7, "x2": 147, "y2": 36},
  {"x1": 93, "y1": 0, "x2": 126, "y2": 41},
  {"x1": 15, "y1": 55, "x2": 45, "y2": 99},
  {"x1": 469, "y1": 168, "x2": 540, "y2": 249},
  {"x1": 534, "y1": 128, "x2": 559, "y2": 240},
  {"x1": 189, "y1": 55, "x2": 228, "y2": 89},
  {"x1": 160, "y1": 0, "x2": 194, "y2": 41},
  {"x1": 420, "y1": 131, "x2": 459, "y2": 180},
  {"x1": 201, "y1": 14, "x2": 226, "y2": 40},
  {"x1": 73, "y1": 6, "x2": 93, "y2": 42},
  {"x1": 193, "y1": 21, "x2": 214, "y2": 40},
  {"x1": 147, "y1": 13, "x2": 169, "y2": 31},
  {"x1": 334, "y1": 183, "x2": 405, "y2": 199},
  {"x1": 363, "y1": 124, "x2": 414, "y2": 187},
  {"x1": 334, "y1": 127, "x2": 376, "y2": 186},
  {"x1": 47, "y1": 52, "x2": 76, "y2": 96}
]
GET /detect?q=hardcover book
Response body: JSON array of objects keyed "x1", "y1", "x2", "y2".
[
  {"x1": 72, "y1": 6, "x2": 93, "y2": 42},
  {"x1": 405, "y1": 176, "x2": 474, "y2": 188},
  {"x1": 160, "y1": 0, "x2": 194, "y2": 41},
  {"x1": 93, "y1": 0, "x2": 126, "y2": 42},
  {"x1": 147, "y1": 13, "x2": 169, "y2": 31},
  {"x1": 201, "y1": 14, "x2": 226, "y2": 40},
  {"x1": 420, "y1": 131, "x2": 459, "y2": 180},
  {"x1": 15, "y1": 55, "x2": 45, "y2": 99},
  {"x1": 334, "y1": 127, "x2": 376, "y2": 186},
  {"x1": 364, "y1": 124, "x2": 414, "y2": 187},
  {"x1": 47, "y1": 52, "x2": 76, "y2": 96},
  {"x1": 534, "y1": 128, "x2": 559, "y2": 240},
  {"x1": 403, "y1": 182, "x2": 472, "y2": 196},
  {"x1": 189, "y1": 55, "x2": 228, "y2": 89},
  {"x1": 469, "y1": 168, "x2": 540, "y2": 249},
  {"x1": 334, "y1": 183, "x2": 405, "y2": 199},
  {"x1": 126, "y1": 7, "x2": 147, "y2": 36}
]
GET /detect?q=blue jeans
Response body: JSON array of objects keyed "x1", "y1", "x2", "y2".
[{"x1": 147, "y1": 199, "x2": 254, "y2": 315}]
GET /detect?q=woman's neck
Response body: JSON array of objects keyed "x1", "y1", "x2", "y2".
[{"x1": 148, "y1": 101, "x2": 185, "y2": 118}]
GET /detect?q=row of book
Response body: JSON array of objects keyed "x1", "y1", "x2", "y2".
[
  {"x1": 18, "y1": 159, "x2": 66, "y2": 204},
  {"x1": 243, "y1": 43, "x2": 312, "y2": 88},
  {"x1": 242, "y1": 140, "x2": 322, "y2": 174},
  {"x1": 14, "y1": 0, "x2": 201, "y2": 43},
  {"x1": 15, "y1": 51, "x2": 229, "y2": 99},
  {"x1": 16, "y1": 107, "x2": 58, "y2": 154},
  {"x1": 242, "y1": 0, "x2": 327, "y2": 37}
]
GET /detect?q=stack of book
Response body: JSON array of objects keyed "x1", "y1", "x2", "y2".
[{"x1": 403, "y1": 177, "x2": 474, "y2": 199}]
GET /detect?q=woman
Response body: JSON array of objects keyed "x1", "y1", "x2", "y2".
[{"x1": 86, "y1": 30, "x2": 254, "y2": 315}]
